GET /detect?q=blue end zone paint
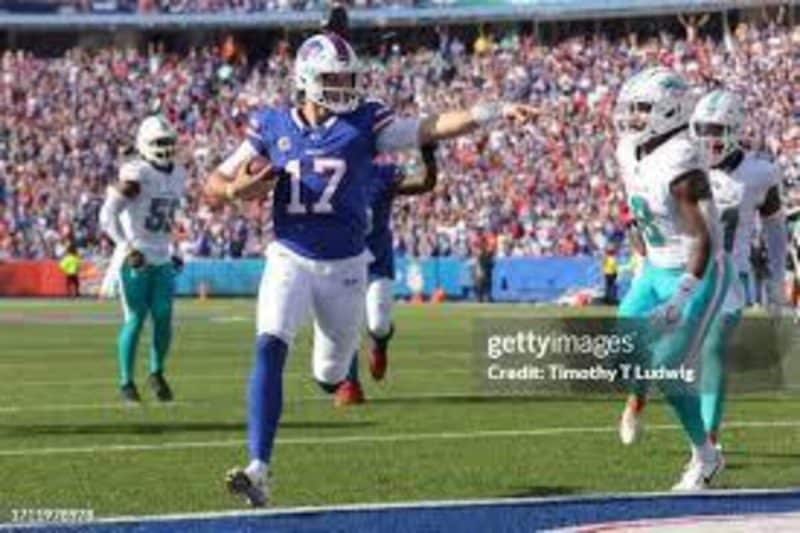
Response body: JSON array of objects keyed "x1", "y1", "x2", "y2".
[{"x1": 9, "y1": 490, "x2": 800, "y2": 533}]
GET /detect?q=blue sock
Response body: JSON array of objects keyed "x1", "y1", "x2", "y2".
[
  {"x1": 248, "y1": 333, "x2": 288, "y2": 463},
  {"x1": 346, "y1": 351, "x2": 359, "y2": 382}
]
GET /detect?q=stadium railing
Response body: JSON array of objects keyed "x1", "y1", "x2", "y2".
[{"x1": 0, "y1": 0, "x2": 787, "y2": 28}]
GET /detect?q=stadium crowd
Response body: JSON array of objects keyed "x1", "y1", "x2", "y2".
[
  {"x1": 13, "y1": 0, "x2": 412, "y2": 14},
  {"x1": 0, "y1": 18, "x2": 797, "y2": 261}
]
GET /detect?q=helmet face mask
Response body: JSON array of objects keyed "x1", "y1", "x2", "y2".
[
  {"x1": 295, "y1": 34, "x2": 361, "y2": 115},
  {"x1": 614, "y1": 101, "x2": 652, "y2": 137},
  {"x1": 319, "y1": 72, "x2": 359, "y2": 112},
  {"x1": 691, "y1": 121, "x2": 736, "y2": 167},
  {"x1": 690, "y1": 90, "x2": 744, "y2": 168},
  {"x1": 614, "y1": 67, "x2": 691, "y2": 147},
  {"x1": 148, "y1": 136, "x2": 177, "y2": 167},
  {"x1": 137, "y1": 116, "x2": 177, "y2": 168}
]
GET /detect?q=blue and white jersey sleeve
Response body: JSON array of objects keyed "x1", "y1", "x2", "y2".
[
  {"x1": 216, "y1": 108, "x2": 276, "y2": 177},
  {"x1": 245, "y1": 108, "x2": 276, "y2": 156}
]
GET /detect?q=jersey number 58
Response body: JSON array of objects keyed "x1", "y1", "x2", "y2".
[
  {"x1": 285, "y1": 158, "x2": 346, "y2": 215},
  {"x1": 145, "y1": 198, "x2": 178, "y2": 233}
]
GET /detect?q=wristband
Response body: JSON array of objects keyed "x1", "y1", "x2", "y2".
[
  {"x1": 225, "y1": 183, "x2": 236, "y2": 201},
  {"x1": 470, "y1": 102, "x2": 504, "y2": 125}
]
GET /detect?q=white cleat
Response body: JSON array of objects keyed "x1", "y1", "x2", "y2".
[
  {"x1": 619, "y1": 403, "x2": 644, "y2": 445},
  {"x1": 226, "y1": 466, "x2": 271, "y2": 507},
  {"x1": 671, "y1": 447, "x2": 724, "y2": 491}
]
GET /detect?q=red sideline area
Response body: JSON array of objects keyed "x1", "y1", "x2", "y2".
[{"x1": 0, "y1": 260, "x2": 100, "y2": 297}]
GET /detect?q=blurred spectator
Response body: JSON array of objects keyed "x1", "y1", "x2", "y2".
[
  {"x1": 602, "y1": 246, "x2": 618, "y2": 305},
  {"x1": 59, "y1": 243, "x2": 82, "y2": 297}
]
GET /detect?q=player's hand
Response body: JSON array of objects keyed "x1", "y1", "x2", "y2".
[
  {"x1": 229, "y1": 157, "x2": 278, "y2": 202},
  {"x1": 650, "y1": 301, "x2": 683, "y2": 332},
  {"x1": 502, "y1": 103, "x2": 540, "y2": 125},
  {"x1": 127, "y1": 249, "x2": 146, "y2": 270},
  {"x1": 171, "y1": 255, "x2": 184, "y2": 273}
]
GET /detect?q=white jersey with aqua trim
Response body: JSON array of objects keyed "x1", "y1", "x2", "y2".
[
  {"x1": 617, "y1": 131, "x2": 716, "y2": 269},
  {"x1": 709, "y1": 152, "x2": 781, "y2": 274},
  {"x1": 708, "y1": 171, "x2": 746, "y2": 314},
  {"x1": 118, "y1": 159, "x2": 186, "y2": 265}
]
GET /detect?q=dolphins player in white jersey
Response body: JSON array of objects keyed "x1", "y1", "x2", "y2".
[
  {"x1": 614, "y1": 67, "x2": 730, "y2": 490},
  {"x1": 690, "y1": 89, "x2": 787, "y2": 446},
  {"x1": 99, "y1": 115, "x2": 186, "y2": 404},
  {"x1": 621, "y1": 90, "x2": 790, "y2": 452}
]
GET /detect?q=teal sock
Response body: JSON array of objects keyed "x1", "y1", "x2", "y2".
[
  {"x1": 118, "y1": 264, "x2": 149, "y2": 386},
  {"x1": 700, "y1": 311, "x2": 740, "y2": 435},
  {"x1": 651, "y1": 329, "x2": 707, "y2": 446},
  {"x1": 149, "y1": 264, "x2": 175, "y2": 375},
  {"x1": 663, "y1": 388, "x2": 707, "y2": 445},
  {"x1": 149, "y1": 302, "x2": 173, "y2": 375},
  {"x1": 118, "y1": 313, "x2": 145, "y2": 386}
]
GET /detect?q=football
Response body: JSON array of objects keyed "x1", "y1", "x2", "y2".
[{"x1": 245, "y1": 155, "x2": 272, "y2": 176}]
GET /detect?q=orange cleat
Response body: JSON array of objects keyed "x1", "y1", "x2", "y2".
[{"x1": 334, "y1": 380, "x2": 365, "y2": 407}]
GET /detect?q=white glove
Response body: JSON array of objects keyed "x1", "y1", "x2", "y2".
[{"x1": 651, "y1": 273, "x2": 700, "y2": 332}]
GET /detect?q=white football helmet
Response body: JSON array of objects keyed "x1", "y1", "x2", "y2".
[
  {"x1": 690, "y1": 89, "x2": 745, "y2": 167},
  {"x1": 136, "y1": 115, "x2": 177, "y2": 168},
  {"x1": 614, "y1": 67, "x2": 693, "y2": 146},
  {"x1": 294, "y1": 33, "x2": 360, "y2": 114}
]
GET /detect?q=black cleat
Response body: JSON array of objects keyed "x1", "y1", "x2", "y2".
[
  {"x1": 147, "y1": 372, "x2": 174, "y2": 402},
  {"x1": 226, "y1": 468, "x2": 268, "y2": 507},
  {"x1": 120, "y1": 382, "x2": 141, "y2": 404}
]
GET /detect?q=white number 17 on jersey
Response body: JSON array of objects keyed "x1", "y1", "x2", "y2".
[{"x1": 285, "y1": 158, "x2": 346, "y2": 215}]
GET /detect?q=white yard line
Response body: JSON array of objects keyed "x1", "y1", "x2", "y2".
[{"x1": 0, "y1": 420, "x2": 798, "y2": 458}]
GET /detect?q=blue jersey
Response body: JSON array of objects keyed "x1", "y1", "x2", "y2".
[
  {"x1": 247, "y1": 102, "x2": 394, "y2": 260},
  {"x1": 366, "y1": 164, "x2": 402, "y2": 279}
]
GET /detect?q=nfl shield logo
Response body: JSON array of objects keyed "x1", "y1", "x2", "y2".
[{"x1": 278, "y1": 136, "x2": 292, "y2": 152}]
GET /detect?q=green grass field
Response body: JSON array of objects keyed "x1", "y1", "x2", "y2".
[{"x1": 1, "y1": 299, "x2": 798, "y2": 521}]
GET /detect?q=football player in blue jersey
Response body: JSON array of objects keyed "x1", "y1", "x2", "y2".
[
  {"x1": 335, "y1": 145, "x2": 438, "y2": 406},
  {"x1": 204, "y1": 32, "x2": 537, "y2": 507}
]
